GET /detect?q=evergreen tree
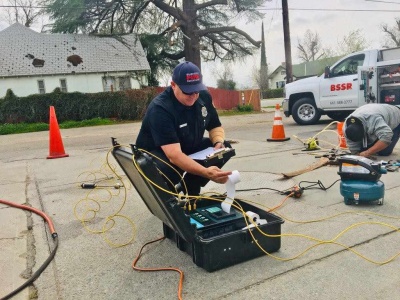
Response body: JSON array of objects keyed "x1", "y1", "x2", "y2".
[
  {"x1": 260, "y1": 22, "x2": 269, "y2": 92},
  {"x1": 43, "y1": 0, "x2": 266, "y2": 72}
]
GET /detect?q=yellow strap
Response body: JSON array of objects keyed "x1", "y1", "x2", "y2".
[{"x1": 209, "y1": 127, "x2": 225, "y2": 145}]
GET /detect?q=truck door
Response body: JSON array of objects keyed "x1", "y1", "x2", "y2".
[{"x1": 319, "y1": 53, "x2": 365, "y2": 109}]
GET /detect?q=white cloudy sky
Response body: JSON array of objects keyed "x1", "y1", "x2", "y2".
[
  {"x1": 1, "y1": 0, "x2": 400, "y2": 88},
  {"x1": 202, "y1": 0, "x2": 400, "y2": 88}
]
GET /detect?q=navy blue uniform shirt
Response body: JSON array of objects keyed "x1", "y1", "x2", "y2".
[{"x1": 136, "y1": 87, "x2": 222, "y2": 155}]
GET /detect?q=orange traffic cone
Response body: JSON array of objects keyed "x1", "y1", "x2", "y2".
[
  {"x1": 337, "y1": 121, "x2": 347, "y2": 148},
  {"x1": 267, "y1": 104, "x2": 290, "y2": 142},
  {"x1": 47, "y1": 106, "x2": 69, "y2": 159}
]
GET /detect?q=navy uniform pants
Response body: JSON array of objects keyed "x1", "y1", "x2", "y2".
[{"x1": 149, "y1": 139, "x2": 230, "y2": 196}]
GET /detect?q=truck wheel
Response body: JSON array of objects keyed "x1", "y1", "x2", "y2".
[
  {"x1": 326, "y1": 111, "x2": 351, "y2": 121},
  {"x1": 292, "y1": 98, "x2": 321, "y2": 125}
]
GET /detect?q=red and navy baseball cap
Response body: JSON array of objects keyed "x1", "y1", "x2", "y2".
[{"x1": 172, "y1": 61, "x2": 207, "y2": 94}]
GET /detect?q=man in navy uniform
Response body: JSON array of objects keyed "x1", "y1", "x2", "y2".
[{"x1": 136, "y1": 61, "x2": 232, "y2": 195}]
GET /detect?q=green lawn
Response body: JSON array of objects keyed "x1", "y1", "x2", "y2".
[
  {"x1": 0, "y1": 110, "x2": 258, "y2": 135},
  {"x1": 0, "y1": 118, "x2": 119, "y2": 135}
]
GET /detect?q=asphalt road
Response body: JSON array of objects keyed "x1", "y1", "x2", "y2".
[{"x1": 1, "y1": 110, "x2": 399, "y2": 300}]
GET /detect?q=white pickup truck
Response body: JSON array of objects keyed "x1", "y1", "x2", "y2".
[{"x1": 282, "y1": 47, "x2": 400, "y2": 125}]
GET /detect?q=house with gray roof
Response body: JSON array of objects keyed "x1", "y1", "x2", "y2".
[
  {"x1": 0, "y1": 23, "x2": 151, "y2": 97},
  {"x1": 268, "y1": 56, "x2": 343, "y2": 89}
]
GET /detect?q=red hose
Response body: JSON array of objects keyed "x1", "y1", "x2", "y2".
[
  {"x1": 0, "y1": 199, "x2": 58, "y2": 300},
  {"x1": 0, "y1": 199, "x2": 56, "y2": 234}
]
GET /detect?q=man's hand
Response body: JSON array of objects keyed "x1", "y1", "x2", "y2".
[
  {"x1": 358, "y1": 150, "x2": 372, "y2": 157},
  {"x1": 213, "y1": 141, "x2": 224, "y2": 150},
  {"x1": 162, "y1": 143, "x2": 232, "y2": 183},
  {"x1": 205, "y1": 166, "x2": 232, "y2": 184},
  {"x1": 359, "y1": 140, "x2": 389, "y2": 158}
]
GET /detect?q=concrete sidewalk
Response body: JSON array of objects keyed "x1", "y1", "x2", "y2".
[
  {"x1": 1, "y1": 112, "x2": 399, "y2": 300},
  {"x1": 261, "y1": 98, "x2": 283, "y2": 112}
]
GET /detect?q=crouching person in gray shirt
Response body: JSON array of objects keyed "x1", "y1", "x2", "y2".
[{"x1": 344, "y1": 104, "x2": 400, "y2": 157}]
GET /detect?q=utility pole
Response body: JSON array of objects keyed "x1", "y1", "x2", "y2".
[{"x1": 282, "y1": 0, "x2": 293, "y2": 83}]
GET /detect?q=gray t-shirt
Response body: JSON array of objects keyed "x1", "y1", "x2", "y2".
[{"x1": 343, "y1": 104, "x2": 400, "y2": 153}]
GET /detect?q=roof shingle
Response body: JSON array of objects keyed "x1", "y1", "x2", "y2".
[{"x1": 0, "y1": 23, "x2": 150, "y2": 77}]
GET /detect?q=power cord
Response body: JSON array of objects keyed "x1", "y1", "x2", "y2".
[
  {"x1": 74, "y1": 145, "x2": 137, "y2": 248},
  {"x1": 236, "y1": 185, "x2": 303, "y2": 198},
  {"x1": 132, "y1": 237, "x2": 184, "y2": 300},
  {"x1": 0, "y1": 199, "x2": 58, "y2": 300},
  {"x1": 299, "y1": 179, "x2": 340, "y2": 191},
  {"x1": 236, "y1": 187, "x2": 285, "y2": 193}
]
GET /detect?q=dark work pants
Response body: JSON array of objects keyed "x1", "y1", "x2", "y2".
[
  {"x1": 149, "y1": 138, "x2": 214, "y2": 196},
  {"x1": 364, "y1": 124, "x2": 400, "y2": 156}
]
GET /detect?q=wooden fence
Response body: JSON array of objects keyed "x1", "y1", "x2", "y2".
[{"x1": 155, "y1": 86, "x2": 261, "y2": 111}]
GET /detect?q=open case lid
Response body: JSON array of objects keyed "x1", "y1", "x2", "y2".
[{"x1": 111, "y1": 138, "x2": 196, "y2": 242}]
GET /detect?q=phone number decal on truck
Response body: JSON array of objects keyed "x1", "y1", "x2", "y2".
[
  {"x1": 330, "y1": 83, "x2": 352, "y2": 91},
  {"x1": 330, "y1": 99, "x2": 353, "y2": 105}
]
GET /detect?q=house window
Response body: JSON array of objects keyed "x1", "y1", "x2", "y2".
[
  {"x1": 60, "y1": 79, "x2": 68, "y2": 92},
  {"x1": 280, "y1": 70, "x2": 286, "y2": 75},
  {"x1": 38, "y1": 80, "x2": 46, "y2": 94},
  {"x1": 102, "y1": 76, "x2": 116, "y2": 92},
  {"x1": 276, "y1": 81, "x2": 285, "y2": 88},
  {"x1": 118, "y1": 76, "x2": 131, "y2": 90}
]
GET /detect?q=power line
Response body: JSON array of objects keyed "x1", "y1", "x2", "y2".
[
  {"x1": 0, "y1": 5, "x2": 48, "y2": 8},
  {"x1": 365, "y1": 0, "x2": 400, "y2": 4},
  {"x1": 258, "y1": 8, "x2": 400, "y2": 12},
  {"x1": 1, "y1": 5, "x2": 400, "y2": 12},
  {"x1": 264, "y1": 0, "x2": 280, "y2": 43}
]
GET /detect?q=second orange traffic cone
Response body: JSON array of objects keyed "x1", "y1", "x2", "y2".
[
  {"x1": 267, "y1": 104, "x2": 290, "y2": 142},
  {"x1": 47, "y1": 106, "x2": 69, "y2": 159},
  {"x1": 337, "y1": 121, "x2": 347, "y2": 148}
]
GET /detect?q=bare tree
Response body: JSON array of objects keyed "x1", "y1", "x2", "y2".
[
  {"x1": 4, "y1": 0, "x2": 43, "y2": 27},
  {"x1": 337, "y1": 29, "x2": 369, "y2": 55},
  {"x1": 322, "y1": 47, "x2": 335, "y2": 58},
  {"x1": 252, "y1": 65, "x2": 267, "y2": 91},
  {"x1": 381, "y1": 18, "x2": 400, "y2": 47},
  {"x1": 297, "y1": 30, "x2": 325, "y2": 62},
  {"x1": 214, "y1": 62, "x2": 236, "y2": 90}
]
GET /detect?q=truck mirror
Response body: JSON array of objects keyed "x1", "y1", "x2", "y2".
[{"x1": 324, "y1": 66, "x2": 330, "y2": 78}]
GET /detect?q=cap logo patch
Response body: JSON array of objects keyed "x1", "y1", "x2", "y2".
[{"x1": 186, "y1": 72, "x2": 200, "y2": 82}]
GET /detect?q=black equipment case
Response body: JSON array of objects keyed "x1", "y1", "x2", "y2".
[{"x1": 111, "y1": 138, "x2": 284, "y2": 272}]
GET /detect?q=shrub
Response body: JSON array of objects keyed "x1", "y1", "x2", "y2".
[
  {"x1": 0, "y1": 88, "x2": 158, "y2": 124},
  {"x1": 263, "y1": 88, "x2": 284, "y2": 99},
  {"x1": 236, "y1": 104, "x2": 253, "y2": 112}
]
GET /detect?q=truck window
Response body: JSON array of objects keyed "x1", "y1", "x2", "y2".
[{"x1": 330, "y1": 54, "x2": 365, "y2": 77}]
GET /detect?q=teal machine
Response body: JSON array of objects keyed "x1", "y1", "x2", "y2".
[{"x1": 337, "y1": 155, "x2": 386, "y2": 205}]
